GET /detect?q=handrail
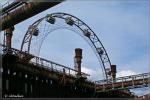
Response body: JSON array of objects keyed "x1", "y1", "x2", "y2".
[
  {"x1": 0, "y1": 43, "x2": 90, "y2": 78},
  {"x1": 95, "y1": 72, "x2": 150, "y2": 91},
  {"x1": 95, "y1": 72, "x2": 150, "y2": 84}
]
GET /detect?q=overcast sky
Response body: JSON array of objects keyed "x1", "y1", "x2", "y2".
[{"x1": 0, "y1": 0, "x2": 150, "y2": 96}]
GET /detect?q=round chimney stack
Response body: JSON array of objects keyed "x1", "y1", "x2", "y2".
[{"x1": 74, "y1": 48, "x2": 82, "y2": 76}]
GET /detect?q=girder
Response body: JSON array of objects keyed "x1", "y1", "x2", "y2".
[
  {"x1": 95, "y1": 72, "x2": 150, "y2": 91},
  {"x1": 0, "y1": 1, "x2": 64, "y2": 31}
]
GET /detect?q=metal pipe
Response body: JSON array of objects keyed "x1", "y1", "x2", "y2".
[
  {"x1": 0, "y1": 1, "x2": 64, "y2": 31},
  {"x1": 1, "y1": 2, "x2": 24, "y2": 15}
]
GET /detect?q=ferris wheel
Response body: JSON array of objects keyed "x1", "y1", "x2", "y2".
[{"x1": 21, "y1": 12, "x2": 113, "y2": 80}]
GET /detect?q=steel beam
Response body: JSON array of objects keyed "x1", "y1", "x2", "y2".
[{"x1": 0, "y1": 1, "x2": 64, "y2": 31}]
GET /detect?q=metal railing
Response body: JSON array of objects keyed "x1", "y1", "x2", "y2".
[
  {"x1": 95, "y1": 72, "x2": 150, "y2": 91},
  {"x1": 29, "y1": 55, "x2": 90, "y2": 78},
  {"x1": 0, "y1": 43, "x2": 90, "y2": 78},
  {"x1": 1, "y1": 0, "x2": 26, "y2": 16}
]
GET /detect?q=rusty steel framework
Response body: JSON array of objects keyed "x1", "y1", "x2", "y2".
[
  {"x1": 95, "y1": 72, "x2": 150, "y2": 91},
  {"x1": 0, "y1": 1, "x2": 64, "y2": 31},
  {"x1": 1, "y1": 1, "x2": 149, "y2": 98},
  {"x1": 0, "y1": 43, "x2": 89, "y2": 78},
  {"x1": 20, "y1": 12, "x2": 112, "y2": 80}
]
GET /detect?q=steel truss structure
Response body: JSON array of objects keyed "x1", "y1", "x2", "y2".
[
  {"x1": 95, "y1": 72, "x2": 150, "y2": 91},
  {"x1": 20, "y1": 13, "x2": 112, "y2": 80}
]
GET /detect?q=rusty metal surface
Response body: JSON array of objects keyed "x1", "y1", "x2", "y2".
[
  {"x1": 0, "y1": 44, "x2": 90, "y2": 77},
  {"x1": 95, "y1": 72, "x2": 150, "y2": 91},
  {"x1": 74, "y1": 48, "x2": 82, "y2": 76},
  {"x1": 1, "y1": 2, "x2": 24, "y2": 15},
  {"x1": 0, "y1": 1, "x2": 64, "y2": 31},
  {"x1": 111, "y1": 65, "x2": 116, "y2": 79}
]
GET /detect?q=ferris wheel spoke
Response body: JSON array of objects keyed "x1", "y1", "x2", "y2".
[{"x1": 21, "y1": 12, "x2": 112, "y2": 80}]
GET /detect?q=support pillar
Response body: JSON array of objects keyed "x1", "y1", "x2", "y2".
[{"x1": 5, "y1": 26, "x2": 14, "y2": 53}]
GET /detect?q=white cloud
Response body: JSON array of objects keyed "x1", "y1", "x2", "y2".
[
  {"x1": 82, "y1": 67, "x2": 103, "y2": 81},
  {"x1": 116, "y1": 70, "x2": 137, "y2": 78}
]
